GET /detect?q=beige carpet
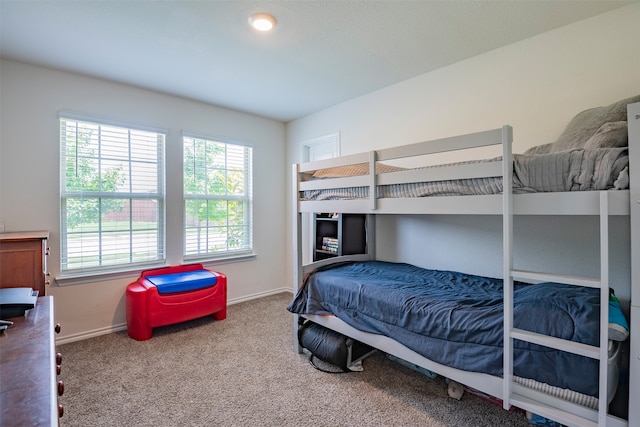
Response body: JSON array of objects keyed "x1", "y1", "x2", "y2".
[{"x1": 57, "y1": 292, "x2": 531, "y2": 427}]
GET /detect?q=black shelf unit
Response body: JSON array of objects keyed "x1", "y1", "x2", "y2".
[{"x1": 313, "y1": 213, "x2": 367, "y2": 261}]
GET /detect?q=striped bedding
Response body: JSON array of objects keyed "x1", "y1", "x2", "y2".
[{"x1": 300, "y1": 148, "x2": 628, "y2": 201}]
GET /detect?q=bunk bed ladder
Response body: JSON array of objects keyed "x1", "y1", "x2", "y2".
[{"x1": 505, "y1": 192, "x2": 611, "y2": 427}]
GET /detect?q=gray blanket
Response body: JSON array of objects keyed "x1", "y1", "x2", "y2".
[{"x1": 513, "y1": 147, "x2": 629, "y2": 192}]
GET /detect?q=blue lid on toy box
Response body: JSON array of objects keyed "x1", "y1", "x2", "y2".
[{"x1": 146, "y1": 270, "x2": 217, "y2": 294}]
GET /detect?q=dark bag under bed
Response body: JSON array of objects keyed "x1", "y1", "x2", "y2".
[{"x1": 298, "y1": 320, "x2": 375, "y2": 372}]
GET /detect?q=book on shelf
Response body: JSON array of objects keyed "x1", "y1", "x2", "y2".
[{"x1": 320, "y1": 237, "x2": 339, "y2": 253}]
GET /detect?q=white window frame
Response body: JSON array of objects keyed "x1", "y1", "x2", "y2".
[
  {"x1": 183, "y1": 133, "x2": 253, "y2": 260},
  {"x1": 59, "y1": 113, "x2": 166, "y2": 276}
]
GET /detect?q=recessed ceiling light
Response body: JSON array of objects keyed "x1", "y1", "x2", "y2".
[{"x1": 249, "y1": 13, "x2": 277, "y2": 32}]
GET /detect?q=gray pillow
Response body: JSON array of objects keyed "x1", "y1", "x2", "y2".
[
  {"x1": 583, "y1": 121, "x2": 628, "y2": 150},
  {"x1": 550, "y1": 94, "x2": 640, "y2": 153}
]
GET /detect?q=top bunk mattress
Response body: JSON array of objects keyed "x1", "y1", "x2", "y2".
[{"x1": 300, "y1": 148, "x2": 629, "y2": 201}]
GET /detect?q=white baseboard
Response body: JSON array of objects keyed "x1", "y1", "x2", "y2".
[
  {"x1": 56, "y1": 324, "x2": 128, "y2": 345},
  {"x1": 227, "y1": 287, "x2": 292, "y2": 305},
  {"x1": 55, "y1": 288, "x2": 293, "y2": 345}
]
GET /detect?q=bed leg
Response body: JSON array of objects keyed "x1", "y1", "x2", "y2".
[{"x1": 293, "y1": 314, "x2": 303, "y2": 353}]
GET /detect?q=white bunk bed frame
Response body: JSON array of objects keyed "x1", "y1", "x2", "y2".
[{"x1": 292, "y1": 102, "x2": 639, "y2": 427}]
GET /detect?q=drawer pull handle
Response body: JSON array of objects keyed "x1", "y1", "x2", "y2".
[
  {"x1": 57, "y1": 381, "x2": 64, "y2": 396},
  {"x1": 55, "y1": 323, "x2": 61, "y2": 334},
  {"x1": 58, "y1": 404, "x2": 64, "y2": 418},
  {"x1": 56, "y1": 353, "x2": 62, "y2": 364}
]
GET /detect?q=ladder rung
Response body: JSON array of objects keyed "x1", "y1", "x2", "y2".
[
  {"x1": 510, "y1": 392, "x2": 598, "y2": 427},
  {"x1": 510, "y1": 328, "x2": 600, "y2": 359},
  {"x1": 511, "y1": 269, "x2": 601, "y2": 288}
]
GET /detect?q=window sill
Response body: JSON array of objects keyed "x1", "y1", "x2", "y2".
[
  {"x1": 55, "y1": 253, "x2": 257, "y2": 286},
  {"x1": 55, "y1": 263, "x2": 168, "y2": 286},
  {"x1": 185, "y1": 252, "x2": 257, "y2": 267}
]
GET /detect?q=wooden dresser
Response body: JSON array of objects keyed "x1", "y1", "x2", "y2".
[
  {"x1": 0, "y1": 297, "x2": 63, "y2": 425},
  {"x1": 0, "y1": 231, "x2": 50, "y2": 296}
]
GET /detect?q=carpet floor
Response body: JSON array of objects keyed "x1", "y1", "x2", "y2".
[{"x1": 57, "y1": 292, "x2": 531, "y2": 427}]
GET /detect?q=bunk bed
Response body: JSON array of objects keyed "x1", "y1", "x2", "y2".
[{"x1": 289, "y1": 95, "x2": 639, "y2": 427}]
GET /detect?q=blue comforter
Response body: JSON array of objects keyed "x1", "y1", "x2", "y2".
[{"x1": 288, "y1": 261, "x2": 601, "y2": 396}]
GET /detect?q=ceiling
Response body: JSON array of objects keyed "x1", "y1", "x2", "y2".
[{"x1": 0, "y1": 1, "x2": 634, "y2": 122}]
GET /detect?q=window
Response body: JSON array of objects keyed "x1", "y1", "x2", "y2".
[
  {"x1": 183, "y1": 135, "x2": 253, "y2": 258},
  {"x1": 60, "y1": 115, "x2": 166, "y2": 274}
]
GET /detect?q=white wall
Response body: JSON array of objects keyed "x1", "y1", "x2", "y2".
[
  {"x1": 0, "y1": 60, "x2": 287, "y2": 341},
  {"x1": 286, "y1": 5, "x2": 640, "y2": 304}
]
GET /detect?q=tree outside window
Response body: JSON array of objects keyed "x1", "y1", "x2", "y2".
[
  {"x1": 183, "y1": 136, "x2": 252, "y2": 257},
  {"x1": 60, "y1": 117, "x2": 165, "y2": 273}
]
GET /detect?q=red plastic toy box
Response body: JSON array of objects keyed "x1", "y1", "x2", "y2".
[{"x1": 126, "y1": 263, "x2": 227, "y2": 341}]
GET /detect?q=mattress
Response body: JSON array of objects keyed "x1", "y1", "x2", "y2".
[
  {"x1": 288, "y1": 260, "x2": 611, "y2": 398},
  {"x1": 513, "y1": 339, "x2": 620, "y2": 408},
  {"x1": 300, "y1": 148, "x2": 629, "y2": 200}
]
